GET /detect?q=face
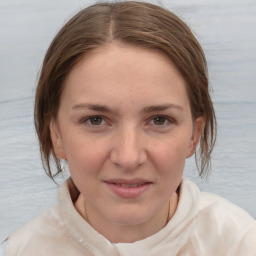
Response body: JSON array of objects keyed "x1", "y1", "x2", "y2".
[{"x1": 51, "y1": 43, "x2": 202, "y2": 239}]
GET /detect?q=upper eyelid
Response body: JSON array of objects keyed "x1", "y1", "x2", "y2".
[
  {"x1": 144, "y1": 116, "x2": 174, "y2": 128},
  {"x1": 80, "y1": 115, "x2": 174, "y2": 125},
  {"x1": 81, "y1": 115, "x2": 106, "y2": 124},
  {"x1": 82, "y1": 116, "x2": 116, "y2": 128},
  {"x1": 147, "y1": 115, "x2": 174, "y2": 122},
  {"x1": 82, "y1": 115, "x2": 106, "y2": 120}
]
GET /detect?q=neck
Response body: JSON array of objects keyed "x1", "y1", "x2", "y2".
[{"x1": 75, "y1": 193, "x2": 178, "y2": 243}]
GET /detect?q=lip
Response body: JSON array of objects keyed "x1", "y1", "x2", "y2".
[{"x1": 104, "y1": 179, "x2": 152, "y2": 199}]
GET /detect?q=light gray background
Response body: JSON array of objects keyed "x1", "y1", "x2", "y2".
[{"x1": 0, "y1": 0, "x2": 256, "y2": 242}]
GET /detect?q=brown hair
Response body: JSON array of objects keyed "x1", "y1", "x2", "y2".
[{"x1": 34, "y1": 1, "x2": 216, "y2": 180}]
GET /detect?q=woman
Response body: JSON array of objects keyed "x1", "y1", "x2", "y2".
[{"x1": 4, "y1": 1, "x2": 256, "y2": 255}]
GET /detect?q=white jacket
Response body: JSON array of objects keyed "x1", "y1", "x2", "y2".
[{"x1": 5, "y1": 178, "x2": 256, "y2": 255}]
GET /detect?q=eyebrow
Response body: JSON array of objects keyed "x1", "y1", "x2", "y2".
[
  {"x1": 142, "y1": 104, "x2": 183, "y2": 113},
  {"x1": 72, "y1": 103, "x2": 183, "y2": 113},
  {"x1": 72, "y1": 103, "x2": 112, "y2": 112}
]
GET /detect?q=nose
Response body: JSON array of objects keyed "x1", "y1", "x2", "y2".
[{"x1": 110, "y1": 126, "x2": 147, "y2": 170}]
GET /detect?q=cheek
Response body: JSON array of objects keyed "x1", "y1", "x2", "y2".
[
  {"x1": 66, "y1": 141, "x2": 109, "y2": 196},
  {"x1": 150, "y1": 135, "x2": 191, "y2": 176},
  {"x1": 63, "y1": 136, "x2": 109, "y2": 177},
  {"x1": 148, "y1": 143, "x2": 186, "y2": 198}
]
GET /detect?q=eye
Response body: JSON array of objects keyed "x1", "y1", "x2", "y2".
[
  {"x1": 152, "y1": 116, "x2": 167, "y2": 125},
  {"x1": 149, "y1": 116, "x2": 171, "y2": 126},
  {"x1": 147, "y1": 116, "x2": 175, "y2": 127},
  {"x1": 83, "y1": 116, "x2": 106, "y2": 126}
]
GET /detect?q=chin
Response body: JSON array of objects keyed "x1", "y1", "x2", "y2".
[{"x1": 110, "y1": 208, "x2": 150, "y2": 226}]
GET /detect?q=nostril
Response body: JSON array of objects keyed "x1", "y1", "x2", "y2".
[
  {"x1": 109, "y1": 131, "x2": 147, "y2": 169},
  {"x1": 110, "y1": 148, "x2": 147, "y2": 170}
]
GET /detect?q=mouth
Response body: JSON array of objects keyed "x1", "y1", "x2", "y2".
[
  {"x1": 104, "y1": 179, "x2": 152, "y2": 198},
  {"x1": 110, "y1": 182, "x2": 149, "y2": 188}
]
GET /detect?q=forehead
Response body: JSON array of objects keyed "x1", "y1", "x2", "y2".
[{"x1": 60, "y1": 43, "x2": 190, "y2": 112}]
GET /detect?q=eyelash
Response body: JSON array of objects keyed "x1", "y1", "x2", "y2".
[
  {"x1": 81, "y1": 115, "x2": 174, "y2": 128},
  {"x1": 148, "y1": 116, "x2": 173, "y2": 126},
  {"x1": 81, "y1": 116, "x2": 108, "y2": 127}
]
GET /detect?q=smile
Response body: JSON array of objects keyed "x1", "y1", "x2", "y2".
[
  {"x1": 104, "y1": 179, "x2": 152, "y2": 199},
  {"x1": 114, "y1": 182, "x2": 147, "y2": 188}
]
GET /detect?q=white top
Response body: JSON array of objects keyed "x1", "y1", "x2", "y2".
[{"x1": 5, "y1": 178, "x2": 256, "y2": 255}]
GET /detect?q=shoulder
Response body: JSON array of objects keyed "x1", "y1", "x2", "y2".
[
  {"x1": 182, "y1": 179, "x2": 256, "y2": 254},
  {"x1": 181, "y1": 178, "x2": 255, "y2": 227},
  {"x1": 200, "y1": 192, "x2": 256, "y2": 254},
  {"x1": 199, "y1": 190, "x2": 255, "y2": 229},
  {"x1": 6, "y1": 204, "x2": 66, "y2": 256}
]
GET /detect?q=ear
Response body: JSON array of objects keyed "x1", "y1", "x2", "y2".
[
  {"x1": 186, "y1": 116, "x2": 203, "y2": 158},
  {"x1": 50, "y1": 120, "x2": 67, "y2": 159}
]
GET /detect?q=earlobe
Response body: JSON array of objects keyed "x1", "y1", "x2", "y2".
[
  {"x1": 50, "y1": 120, "x2": 67, "y2": 159},
  {"x1": 186, "y1": 116, "x2": 203, "y2": 158}
]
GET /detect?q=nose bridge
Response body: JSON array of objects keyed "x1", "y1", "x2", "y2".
[{"x1": 110, "y1": 123, "x2": 147, "y2": 169}]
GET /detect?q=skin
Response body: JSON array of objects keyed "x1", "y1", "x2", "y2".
[{"x1": 50, "y1": 42, "x2": 202, "y2": 243}]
